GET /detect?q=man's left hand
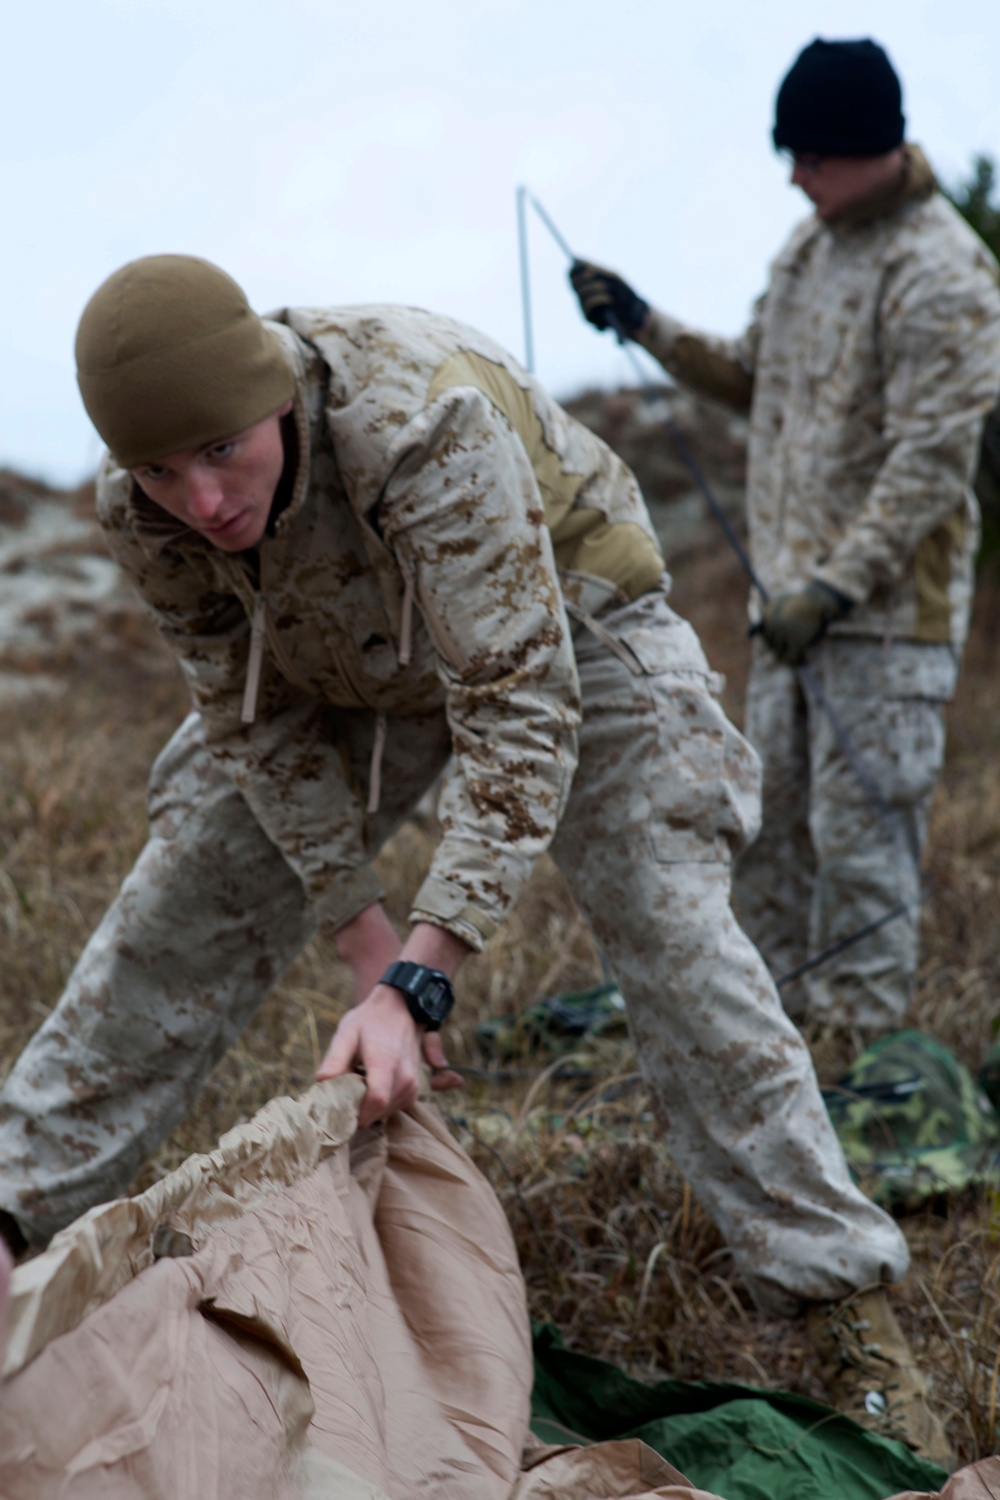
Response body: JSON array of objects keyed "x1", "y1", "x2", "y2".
[
  {"x1": 317, "y1": 985, "x2": 463, "y2": 1128},
  {"x1": 760, "y1": 579, "x2": 854, "y2": 665},
  {"x1": 317, "y1": 910, "x2": 467, "y2": 1129}
]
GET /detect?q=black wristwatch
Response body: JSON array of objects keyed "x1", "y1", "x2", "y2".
[{"x1": 380, "y1": 960, "x2": 455, "y2": 1031}]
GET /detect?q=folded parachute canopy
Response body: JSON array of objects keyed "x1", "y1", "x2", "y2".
[{"x1": 1, "y1": 1077, "x2": 997, "y2": 1500}]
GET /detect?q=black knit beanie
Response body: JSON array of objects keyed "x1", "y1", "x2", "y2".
[{"x1": 773, "y1": 38, "x2": 905, "y2": 157}]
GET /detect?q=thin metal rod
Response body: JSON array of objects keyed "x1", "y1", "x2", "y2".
[
  {"x1": 527, "y1": 191, "x2": 576, "y2": 262},
  {"x1": 516, "y1": 186, "x2": 535, "y2": 374},
  {"x1": 646, "y1": 402, "x2": 766, "y2": 601}
]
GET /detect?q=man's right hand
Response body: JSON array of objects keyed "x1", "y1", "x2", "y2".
[
  {"x1": 569, "y1": 260, "x2": 650, "y2": 335},
  {"x1": 760, "y1": 579, "x2": 855, "y2": 665}
]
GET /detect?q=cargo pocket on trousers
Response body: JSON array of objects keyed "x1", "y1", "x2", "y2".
[
  {"x1": 822, "y1": 696, "x2": 946, "y2": 812},
  {"x1": 641, "y1": 673, "x2": 763, "y2": 865}
]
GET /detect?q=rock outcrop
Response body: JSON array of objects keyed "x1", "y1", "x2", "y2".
[
  {"x1": 0, "y1": 471, "x2": 148, "y2": 703},
  {"x1": 563, "y1": 384, "x2": 748, "y2": 559}
]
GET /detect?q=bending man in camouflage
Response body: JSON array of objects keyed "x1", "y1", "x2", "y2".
[
  {"x1": 571, "y1": 37, "x2": 1000, "y2": 1035},
  {"x1": 0, "y1": 254, "x2": 948, "y2": 1461}
]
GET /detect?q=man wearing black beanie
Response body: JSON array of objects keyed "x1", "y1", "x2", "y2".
[
  {"x1": 570, "y1": 36, "x2": 1000, "y2": 1465},
  {"x1": 774, "y1": 37, "x2": 905, "y2": 158}
]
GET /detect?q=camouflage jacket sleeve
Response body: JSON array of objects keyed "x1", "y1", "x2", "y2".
[
  {"x1": 375, "y1": 387, "x2": 582, "y2": 949},
  {"x1": 636, "y1": 302, "x2": 760, "y2": 413},
  {"x1": 814, "y1": 259, "x2": 1000, "y2": 606},
  {"x1": 97, "y1": 495, "x2": 384, "y2": 930}
]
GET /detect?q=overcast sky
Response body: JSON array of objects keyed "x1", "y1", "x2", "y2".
[{"x1": 2, "y1": 0, "x2": 998, "y2": 485}]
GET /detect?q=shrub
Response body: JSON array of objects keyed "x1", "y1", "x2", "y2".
[{"x1": 946, "y1": 154, "x2": 1000, "y2": 566}]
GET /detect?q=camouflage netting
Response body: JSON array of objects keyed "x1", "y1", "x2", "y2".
[{"x1": 824, "y1": 1030, "x2": 1000, "y2": 1211}]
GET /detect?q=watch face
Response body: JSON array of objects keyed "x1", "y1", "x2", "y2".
[
  {"x1": 381, "y1": 961, "x2": 454, "y2": 1029},
  {"x1": 421, "y1": 975, "x2": 453, "y2": 1024}
]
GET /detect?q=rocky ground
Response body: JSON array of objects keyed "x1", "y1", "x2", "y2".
[{"x1": 0, "y1": 471, "x2": 163, "y2": 704}]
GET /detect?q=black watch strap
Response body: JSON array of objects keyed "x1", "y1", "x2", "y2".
[{"x1": 380, "y1": 960, "x2": 455, "y2": 1031}]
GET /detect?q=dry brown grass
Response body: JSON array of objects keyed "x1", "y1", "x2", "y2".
[{"x1": 2, "y1": 549, "x2": 1000, "y2": 1466}]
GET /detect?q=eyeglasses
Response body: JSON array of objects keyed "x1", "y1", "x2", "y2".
[{"x1": 776, "y1": 148, "x2": 826, "y2": 171}]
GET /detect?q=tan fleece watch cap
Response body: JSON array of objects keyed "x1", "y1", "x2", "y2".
[{"x1": 75, "y1": 254, "x2": 295, "y2": 469}]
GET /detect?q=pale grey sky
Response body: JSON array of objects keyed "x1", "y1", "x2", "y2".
[{"x1": 2, "y1": 0, "x2": 997, "y2": 484}]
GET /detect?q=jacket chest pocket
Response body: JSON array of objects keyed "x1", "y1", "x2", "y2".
[
  {"x1": 413, "y1": 566, "x2": 471, "y2": 676},
  {"x1": 805, "y1": 320, "x2": 846, "y2": 379},
  {"x1": 804, "y1": 278, "x2": 875, "y2": 385}
]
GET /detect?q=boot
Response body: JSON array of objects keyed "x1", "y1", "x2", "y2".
[{"x1": 807, "y1": 1287, "x2": 955, "y2": 1471}]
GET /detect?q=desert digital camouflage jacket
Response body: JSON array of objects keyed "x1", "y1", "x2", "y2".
[
  {"x1": 639, "y1": 147, "x2": 1000, "y2": 646},
  {"x1": 96, "y1": 306, "x2": 665, "y2": 948}
]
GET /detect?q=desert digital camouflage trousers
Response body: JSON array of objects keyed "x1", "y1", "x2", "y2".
[
  {"x1": 0, "y1": 590, "x2": 908, "y2": 1309},
  {"x1": 735, "y1": 637, "x2": 959, "y2": 1031}
]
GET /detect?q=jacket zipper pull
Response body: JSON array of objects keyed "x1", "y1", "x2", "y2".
[
  {"x1": 367, "y1": 711, "x2": 388, "y2": 815},
  {"x1": 563, "y1": 599, "x2": 646, "y2": 676},
  {"x1": 398, "y1": 570, "x2": 415, "y2": 667},
  {"x1": 241, "y1": 594, "x2": 267, "y2": 724}
]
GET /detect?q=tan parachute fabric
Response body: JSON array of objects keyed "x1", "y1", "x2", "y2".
[
  {"x1": 1, "y1": 1076, "x2": 365, "y2": 1380},
  {"x1": 517, "y1": 1450, "x2": 1000, "y2": 1500},
  {"x1": 1, "y1": 1077, "x2": 996, "y2": 1499},
  {"x1": 0, "y1": 1079, "x2": 533, "y2": 1499}
]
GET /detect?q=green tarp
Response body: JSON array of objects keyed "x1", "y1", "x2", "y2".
[{"x1": 531, "y1": 1324, "x2": 948, "y2": 1500}]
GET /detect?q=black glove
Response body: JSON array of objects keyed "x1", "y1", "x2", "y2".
[
  {"x1": 569, "y1": 260, "x2": 649, "y2": 335},
  {"x1": 759, "y1": 580, "x2": 854, "y2": 666}
]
